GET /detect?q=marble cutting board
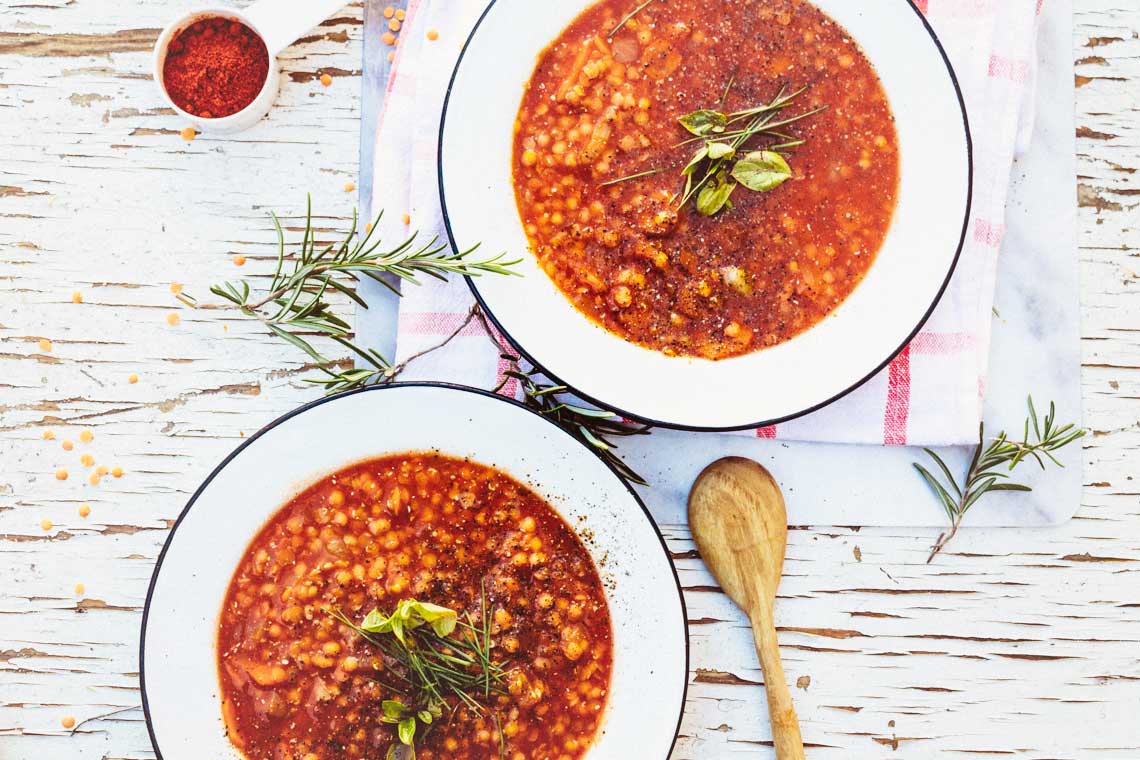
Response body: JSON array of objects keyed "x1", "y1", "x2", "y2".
[{"x1": 356, "y1": 0, "x2": 1081, "y2": 528}]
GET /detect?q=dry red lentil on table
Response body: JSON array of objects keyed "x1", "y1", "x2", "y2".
[
  {"x1": 513, "y1": 0, "x2": 899, "y2": 359},
  {"x1": 218, "y1": 453, "x2": 613, "y2": 760}
]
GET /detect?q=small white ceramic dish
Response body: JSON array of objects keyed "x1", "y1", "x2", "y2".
[
  {"x1": 153, "y1": 0, "x2": 347, "y2": 133},
  {"x1": 140, "y1": 383, "x2": 688, "y2": 760},
  {"x1": 439, "y1": 0, "x2": 971, "y2": 430}
]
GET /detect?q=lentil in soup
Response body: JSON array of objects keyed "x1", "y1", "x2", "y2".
[
  {"x1": 512, "y1": 0, "x2": 900, "y2": 359},
  {"x1": 218, "y1": 453, "x2": 613, "y2": 760}
]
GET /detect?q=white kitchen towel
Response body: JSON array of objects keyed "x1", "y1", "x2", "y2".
[{"x1": 370, "y1": 0, "x2": 1042, "y2": 446}]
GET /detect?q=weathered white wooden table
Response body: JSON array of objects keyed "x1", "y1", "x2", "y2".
[{"x1": 1, "y1": 2, "x2": 1137, "y2": 758}]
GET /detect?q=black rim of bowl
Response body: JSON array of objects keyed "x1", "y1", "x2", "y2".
[
  {"x1": 439, "y1": 0, "x2": 973, "y2": 433},
  {"x1": 139, "y1": 381, "x2": 691, "y2": 760}
]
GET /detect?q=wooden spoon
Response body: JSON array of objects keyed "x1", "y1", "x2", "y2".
[{"x1": 688, "y1": 457, "x2": 805, "y2": 760}]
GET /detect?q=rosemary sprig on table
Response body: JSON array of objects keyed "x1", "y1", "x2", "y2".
[
  {"x1": 915, "y1": 397, "x2": 1085, "y2": 563},
  {"x1": 180, "y1": 198, "x2": 520, "y2": 393},
  {"x1": 181, "y1": 200, "x2": 650, "y2": 488},
  {"x1": 493, "y1": 350, "x2": 651, "y2": 486},
  {"x1": 329, "y1": 588, "x2": 508, "y2": 759}
]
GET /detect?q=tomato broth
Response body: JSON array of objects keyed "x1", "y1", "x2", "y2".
[
  {"x1": 513, "y1": 0, "x2": 899, "y2": 359},
  {"x1": 218, "y1": 453, "x2": 613, "y2": 760}
]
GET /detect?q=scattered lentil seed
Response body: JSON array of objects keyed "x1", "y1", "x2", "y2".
[
  {"x1": 387, "y1": 51, "x2": 396, "y2": 63},
  {"x1": 62, "y1": 440, "x2": 74, "y2": 451},
  {"x1": 170, "y1": 283, "x2": 183, "y2": 294},
  {"x1": 38, "y1": 338, "x2": 52, "y2": 352},
  {"x1": 72, "y1": 291, "x2": 83, "y2": 304},
  {"x1": 88, "y1": 473, "x2": 100, "y2": 486},
  {"x1": 96, "y1": 465, "x2": 109, "y2": 476},
  {"x1": 61, "y1": 716, "x2": 75, "y2": 729},
  {"x1": 401, "y1": 213, "x2": 410, "y2": 225},
  {"x1": 427, "y1": 29, "x2": 439, "y2": 41},
  {"x1": 383, "y1": 5, "x2": 394, "y2": 18},
  {"x1": 167, "y1": 312, "x2": 181, "y2": 326},
  {"x1": 43, "y1": 430, "x2": 55, "y2": 441},
  {"x1": 396, "y1": 9, "x2": 406, "y2": 20},
  {"x1": 80, "y1": 454, "x2": 95, "y2": 467},
  {"x1": 320, "y1": 73, "x2": 333, "y2": 87},
  {"x1": 382, "y1": 32, "x2": 396, "y2": 45},
  {"x1": 128, "y1": 374, "x2": 139, "y2": 384},
  {"x1": 79, "y1": 504, "x2": 91, "y2": 518},
  {"x1": 74, "y1": 583, "x2": 85, "y2": 596},
  {"x1": 180, "y1": 127, "x2": 196, "y2": 142},
  {"x1": 233, "y1": 254, "x2": 247, "y2": 266},
  {"x1": 55, "y1": 468, "x2": 68, "y2": 481},
  {"x1": 111, "y1": 466, "x2": 123, "y2": 478},
  {"x1": 344, "y1": 181, "x2": 356, "y2": 192},
  {"x1": 40, "y1": 518, "x2": 53, "y2": 531},
  {"x1": 388, "y1": 18, "x2": 401, "y2": 32},
  {"x1": 79, "y1": 429, "x2": 93, "y2": 444}
]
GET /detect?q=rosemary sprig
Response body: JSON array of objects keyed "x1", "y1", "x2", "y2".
[
  {"x1": 599, "y1": 166, "x2": 670, "y2": 187},
  {"x1": 330, "y1": 588, "x2": 508, "y2": 758},
  {"x1": 603, "y1": 87, "x2": 823, "y2": 213},
  {"x1": 607, "y1": 0, "x2": 655, "y2": 40},
  {"x1": 492, "y1": 349, "x2": 651, "y2": 485},
  {"x1": 182, "y1": 197, "x2": 520, "y2": 393},
  {"x1": 915, "y1": 397, "x2": 1085, "y2": 563}
]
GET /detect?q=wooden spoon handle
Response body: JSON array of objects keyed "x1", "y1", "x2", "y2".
[{"x1": 750, "y1": 610, "x2": 805, "y2": 760}]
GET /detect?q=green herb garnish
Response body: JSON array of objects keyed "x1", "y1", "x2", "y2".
[
  {"x1": 916, "y1": 397, "x2": 1086, "y2": 562},
  {"x1": 330, "y1": 584, "x2": 508, "y2": 758},
  {"x1": 678, "y1": 109, "x2": 729, "y2": 137},
  {"x1": 674, "y1": 86, "x2": 824, "y2": 215},
  {"x1": 602, "y1": 86, "x2": 823, "y2": 214},
  {"x1": 731, "y1": 150, "x2": 792, "y2": 191}
]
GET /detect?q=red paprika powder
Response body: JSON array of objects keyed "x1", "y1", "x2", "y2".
[{"x1": 163, "y1": 17, "x2": 269, "y2": 119}]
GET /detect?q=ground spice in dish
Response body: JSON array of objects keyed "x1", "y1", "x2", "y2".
[{"x1": 163, "y1": 17, "x2": 269, "y2": 118}]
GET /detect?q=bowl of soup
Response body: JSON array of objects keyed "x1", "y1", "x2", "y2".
[
  {"x1": 140, "y1": 383, "x2": 687, "y2": 760},
  {"x1": 440, "y1": 0, "x2": 970, "y2": 429}
]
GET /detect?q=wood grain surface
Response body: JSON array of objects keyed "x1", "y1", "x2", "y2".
[{"x1": 1, "y1": 1, "x2": 1137, "y2": 758}]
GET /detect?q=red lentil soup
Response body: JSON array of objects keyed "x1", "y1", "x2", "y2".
[
  {"x1": 217, "y1": 453, "x2": 613, "y2": 760},
  {"x1": 512, "y1": 0, "x2": 900, "y2": 359}
]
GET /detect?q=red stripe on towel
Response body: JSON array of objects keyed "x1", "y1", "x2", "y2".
[
  {"x1": 399, "y1": 311, "x2": 485, "y2": 336},
  {"x1": 910, "y1": 331, "x2": 974, "y2": 355},
  {"x1": 988, "y1": 54, "x2": 1030, "y2": 83},
  {"x1": 883, "y1": 346, "x2": 911, "y2": 445},
  {"x1": 488, "y1": 326, "x2": 519, "y2": 399},
  {"x1": 973, "y1": 218, "x2": 1005, "y2": 248}
]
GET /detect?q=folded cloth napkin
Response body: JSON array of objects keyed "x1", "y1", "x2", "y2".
[{"x1": 369, "y1": 0, "x2": 1042, "y2": 446}]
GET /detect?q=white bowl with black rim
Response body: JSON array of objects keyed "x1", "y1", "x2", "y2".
[
  {"x1": 140, "y1": 383, "x2": 688, "y2": 760},
  {"x1": 439, "y1": 0, "x2": 970, "y2": 430}
]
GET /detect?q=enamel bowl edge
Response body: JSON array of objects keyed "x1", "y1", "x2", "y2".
[
  {"x1": 439, "y1": 0, "x2": 971, "y2": 430},
  {"x1": 140, "y1": 383, "x2": 689, "y2": 760}
]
